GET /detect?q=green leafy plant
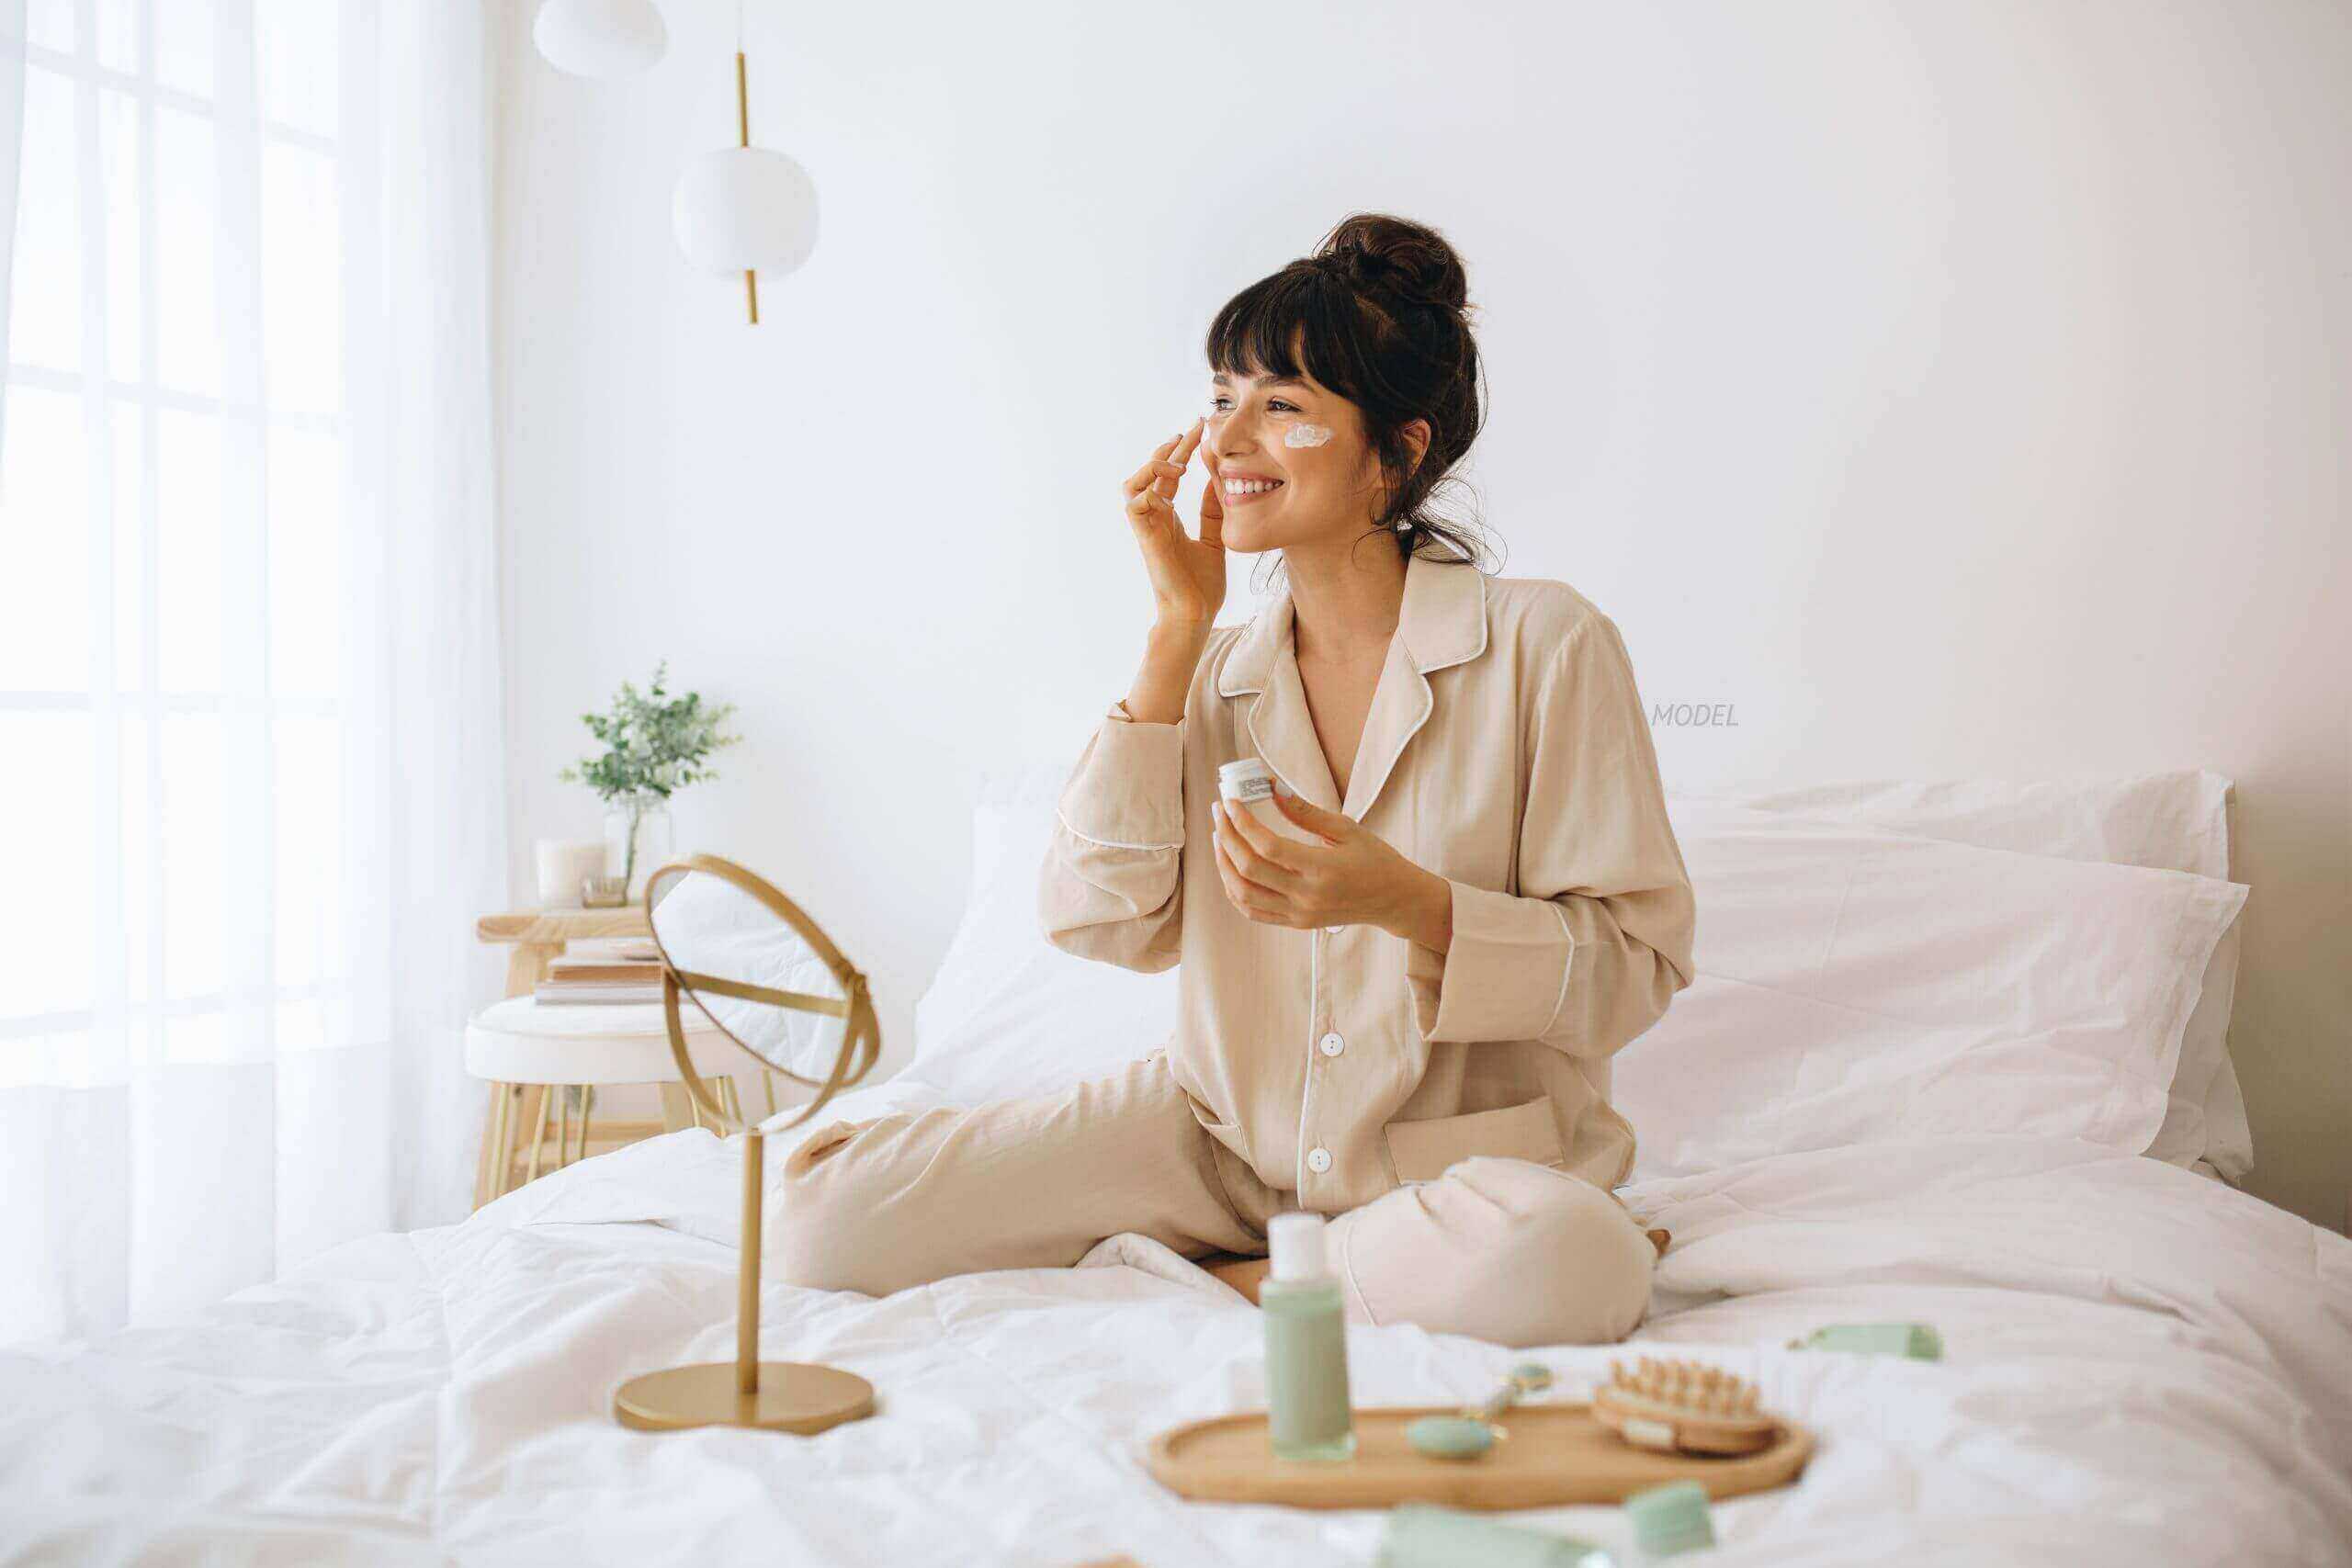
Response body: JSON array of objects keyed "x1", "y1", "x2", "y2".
[{"x1": 560, "y1": 661, "x2": 741, "y2": 890}]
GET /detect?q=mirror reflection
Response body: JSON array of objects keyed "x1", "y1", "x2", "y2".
[{"x1": 647, "y1": 866, "x2": 848, "y2": 1082}]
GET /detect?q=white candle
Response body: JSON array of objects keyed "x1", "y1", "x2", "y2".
[{"x1": 535, "y1": 839, "x2": 606, "y2": 908}]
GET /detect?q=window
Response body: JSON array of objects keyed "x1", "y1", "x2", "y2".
[{"x1": 2, "y1": 0, "x2": 351, "y2": 1090}]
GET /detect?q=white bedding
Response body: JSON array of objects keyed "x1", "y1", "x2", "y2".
[{"x1": 6, "y1": 1099, "x2": 2347, "y2": 1565}]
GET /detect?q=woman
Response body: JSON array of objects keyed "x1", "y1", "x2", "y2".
[{"x1": 775, "y1": 214, "x2": 1696, "y2": 1348}]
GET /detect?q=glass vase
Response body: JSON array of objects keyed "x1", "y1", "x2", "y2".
[{"x1": 604, "y1": 798, "x2": 674, "y2": 898}]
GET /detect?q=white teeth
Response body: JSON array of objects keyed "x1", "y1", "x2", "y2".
[{"x1": 1223, "y1": 479, "x2": 1283, "y2": 495}]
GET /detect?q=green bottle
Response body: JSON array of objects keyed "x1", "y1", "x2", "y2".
[{"x1": 1261, "y1": 1211, "x2": 1355, "y2": 1461}]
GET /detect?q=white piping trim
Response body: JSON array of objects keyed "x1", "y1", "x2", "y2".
[
  {"x1": 1295, "y1": 924, "x2": 1320, "y2": 1196},
  {"x1": 1242, "y1": 694, "x2": 1316, "y2": 811},
  {"x1": 1053, "y1": 806, "x2": 1182, "y2": 853},
  {"x1": 1341, "y1": 677, "x2": 1432, "y2": 824},
  {"x1": 1539, "y1": 898, "x2": 1576, "y2": 1039}
]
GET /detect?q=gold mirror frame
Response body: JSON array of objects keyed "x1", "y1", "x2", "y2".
[
  {"x1": 611, "y1": 853, "x2": 883, "y2": 1435},
  {"x1": 649, "y1": 852, "x2": 882, "y2": 1135}
]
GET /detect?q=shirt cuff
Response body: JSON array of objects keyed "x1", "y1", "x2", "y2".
[
  {"x1": 1057, "y1": 705, "x2": 1187, "y2": 851},
  {"x1": 1405, "y1": 878, "x2": 1576, "y2": 1044}
]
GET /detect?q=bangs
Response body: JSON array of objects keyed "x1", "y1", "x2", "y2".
[{"x1": 1204, "y1": 269, "x2": 1358, "y2": 396}]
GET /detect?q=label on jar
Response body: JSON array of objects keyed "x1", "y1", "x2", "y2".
[{"x1": 1223, "y1": 773, "x2": 1276, "y2": 805}]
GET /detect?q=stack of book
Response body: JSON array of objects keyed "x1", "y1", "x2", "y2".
[{"x1": 534, "y1": 936, "x2": 666, "y2": 1006}]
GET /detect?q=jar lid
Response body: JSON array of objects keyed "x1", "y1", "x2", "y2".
[{"x1": 1217, "y1": 757, "x2": 1274, "y2": 788}]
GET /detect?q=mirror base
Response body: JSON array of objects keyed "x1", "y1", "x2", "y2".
[{"x1": 613, "y1": 1360, "x2": 876, "y2": 1434}]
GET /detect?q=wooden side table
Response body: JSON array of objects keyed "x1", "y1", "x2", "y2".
[
  {"x1": 478, "y1": 908, "x2": 651, "y2": 996},
  {"x1": 474, "y1": 909, "x2": 652, "y2": 1208}
]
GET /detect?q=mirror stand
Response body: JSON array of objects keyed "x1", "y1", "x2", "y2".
[
  {"x1": 611, "y1": 1127, "x2": 875, "y2": 1433},
  {"x1": 611, "y1": 854, "x2": 883, "y2": 1436}
]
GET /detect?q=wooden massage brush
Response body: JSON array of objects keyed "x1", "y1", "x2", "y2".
[{"x1": 1590, "y1": 1356, "x2": 1780, "y2": 1457}]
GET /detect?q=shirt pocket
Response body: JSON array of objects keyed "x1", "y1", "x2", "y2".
[{"x1": 1383, "y1": 1095, "x2": 1566, "y2": 1184}]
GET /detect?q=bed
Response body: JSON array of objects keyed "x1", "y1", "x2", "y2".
[{"x1": 5, "y1": 770, "x2": 2347, "y2": 1565}]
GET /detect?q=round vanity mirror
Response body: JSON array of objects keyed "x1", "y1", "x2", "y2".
[
  {"x1": 641, "y1": 854, "x2": 880, "y2": 1132},
  {"x1": 613, "y1": 853, "x2": 882, "y2": 1435}
]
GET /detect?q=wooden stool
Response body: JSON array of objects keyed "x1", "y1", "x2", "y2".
[
  {"x1": 464, "y1": 996, "x2": 782, "y2": 1206},
  {"x1": 473, "y1": 908, "x2": 653, "y2": 1208}
]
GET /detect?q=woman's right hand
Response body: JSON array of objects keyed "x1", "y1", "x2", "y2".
[{"x1": 1123, "y1": 417, "x2": 1225, "y2": 628}]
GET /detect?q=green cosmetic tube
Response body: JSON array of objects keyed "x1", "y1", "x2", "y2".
[
  {"x1": 1377, "y1": 1504, "x2": 1616, "y2": 1567},
  {"x1": 1261, "y1": 1211, "x2": 1355, "y2": 1461}
]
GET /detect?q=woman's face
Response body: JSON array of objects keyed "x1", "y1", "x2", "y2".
[{"x1": 1202, "y1": 365, "x2": 1385, "y2": 556}]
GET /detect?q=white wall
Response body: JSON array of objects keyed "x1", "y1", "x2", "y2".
[{"x1": 492, "y1": 1, "x2": 2351, "y2": 1226}]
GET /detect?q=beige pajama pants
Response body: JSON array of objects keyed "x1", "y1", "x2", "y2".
[{"x1": 773, "y1": 1052, "x2": 1656, "y2": 1348}]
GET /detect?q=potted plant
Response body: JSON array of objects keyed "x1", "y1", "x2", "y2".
[{"x1": 560, "y1": 661, "x2": 741, "y2": 900}]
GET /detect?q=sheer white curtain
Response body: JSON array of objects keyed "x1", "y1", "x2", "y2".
[{"x1": 0, "y1": 0, "x2": 505, "y2": 1344}]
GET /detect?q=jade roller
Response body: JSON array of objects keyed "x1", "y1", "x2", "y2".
[{"x1": 1406, "y1": 1362, "x2": 1554, "y2": 1461}]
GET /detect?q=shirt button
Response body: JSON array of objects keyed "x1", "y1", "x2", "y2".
[
  {"x1": 1318, "y1": 1031, "x2": 1345, "y2": 1057},
  {"x1": 1306, "y1": 1147, "x2": 1333, "y2": 1174}
]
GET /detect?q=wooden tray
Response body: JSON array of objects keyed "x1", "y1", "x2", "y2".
[{"x1": 1146, "y1": 1401, "x2": 1813, "y2": 1510}]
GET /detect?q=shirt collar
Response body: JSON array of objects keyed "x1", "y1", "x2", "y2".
[{"x1": 1216, "y1": 548, "x2": 1489, "y2": 697}]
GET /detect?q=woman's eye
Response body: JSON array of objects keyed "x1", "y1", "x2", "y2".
[{"x1": 1269, "y1": 400, "x2": 1298, "y2": 413}]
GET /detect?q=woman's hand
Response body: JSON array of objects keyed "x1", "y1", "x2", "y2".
[
  {"x1": 1123, "y1": 417, "x2": 1226, "y2": 627},
  {"x1": 1211, "y1": 788, "x2": 1453, "y2": 951}
]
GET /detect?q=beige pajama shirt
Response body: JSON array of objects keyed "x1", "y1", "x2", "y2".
[{"x1": 776, "y1": 550, "x2": 1698, "y2": 1347}]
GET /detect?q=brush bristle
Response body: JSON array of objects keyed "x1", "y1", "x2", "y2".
[{"x1": 1605, "y1": 1356, "x2": 1764, "y2": 1417}]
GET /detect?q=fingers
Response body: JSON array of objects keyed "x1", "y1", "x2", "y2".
[
  {"x1": 1124, "y1": 420, "x2": 1225, "y2": 549},
  {"x1": 1272, "y1": 788, "x2": 1342, "y2": 842},
  {"x1": 1124, "y1": 455, "x2": 1183, "y2": 499},
  {"x1": 1194, "y1": 439, "x2": 1225, "y2": 548},
  {"x1": 1214, "y1": 799, "x2": 1305, "y2": 891},
  {"x1": 1125, "y1": 483, "x2": 1171, "y2": 531},
  {"x1": 1153, "y1": 419, "x2": 1204, "y2": 502},
  {"x1": 1122, "y1": 428, "x2": 1184, "y2": 494},
  {"x1": 1211, "y1": 826, "x2": 1286, "y2": 924},
  {"x1": 1125, "y1": 424, "x2": 1193, "y2": 532}
]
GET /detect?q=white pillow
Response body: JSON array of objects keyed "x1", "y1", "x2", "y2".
[
  {"x1": 910, "y1": 765, "x2": 2251, "y2": 1171},
  {"x1": 649, "y1": 867, "x2": 850, "y2": 1078},
  {"x1": 1678, "y1": 771, "x2": 2248, "y2": 1179},
  {"x1": 906, "y1": 761, "x2": 1179, "y2": 1103},
  {"x1": 1610, "y1": 799, "x2": 2248, "y2": 1179}
]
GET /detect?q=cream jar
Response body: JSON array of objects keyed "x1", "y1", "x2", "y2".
[{"x1": 1217, "y1": 757, "x2": 1322, "y2": 844}]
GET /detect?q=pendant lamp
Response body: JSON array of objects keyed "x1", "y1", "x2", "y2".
[
  {"x1": 673, "y1": 25, "x2": 819, "y2": 325},
  {"x1": 533, "y1": 0, "x2": 667, "y2": 80}
]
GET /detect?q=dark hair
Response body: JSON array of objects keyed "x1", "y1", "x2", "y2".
[{"x1": 1205, "y1": 213, "x2": 1497, "y2": 581}]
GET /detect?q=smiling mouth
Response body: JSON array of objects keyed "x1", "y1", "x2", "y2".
[{"x1": 1222, "y1": 478, "x2": 1284, "y2": 503}]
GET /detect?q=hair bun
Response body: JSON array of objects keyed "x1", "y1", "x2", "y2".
[{"x1": 1315, "y1": 213, "x2": 1469, "y2": 312}]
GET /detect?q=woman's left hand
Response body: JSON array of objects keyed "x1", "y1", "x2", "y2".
[{"x1": 1212, "y1": 789, "x2": 1451, "y2": 947}]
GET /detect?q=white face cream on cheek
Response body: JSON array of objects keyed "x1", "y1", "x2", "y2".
[{"x1": 1283, "y1": 423, "x2": 1335, "y2": 449}]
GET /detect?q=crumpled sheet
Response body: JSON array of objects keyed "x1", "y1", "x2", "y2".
[{"x1": 4, "y1": 1121, "x2": 2347, "y2": 1566}]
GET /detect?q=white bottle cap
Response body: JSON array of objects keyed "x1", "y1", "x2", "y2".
[{"x1": 1267, "y1": 1211, "x2": 1329, "y2": 1282}]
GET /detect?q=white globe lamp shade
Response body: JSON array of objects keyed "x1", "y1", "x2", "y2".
[
  {"x1": 534, "y1": 0, "x2": 667, "y2": 80},
  {"x1": 673, "y1": 147, "x2": 820, "y2": 277}
]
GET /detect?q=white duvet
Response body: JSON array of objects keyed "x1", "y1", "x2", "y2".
[{"x1": 6, "y1": 1095, "x2": 2349, "y2": 1566}]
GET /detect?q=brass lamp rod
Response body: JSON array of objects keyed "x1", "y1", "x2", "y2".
[{"x1": 737, "y1": 51, "x2": 758, "y2": 325}]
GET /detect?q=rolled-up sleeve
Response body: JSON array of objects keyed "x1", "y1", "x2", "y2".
[
  {"x1": 1036, "y1": 700, "x2": 1188, "y2": 973},
  {"x1": 1405, "y1": 613, "x2": 1696, "y2": 1057}
]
